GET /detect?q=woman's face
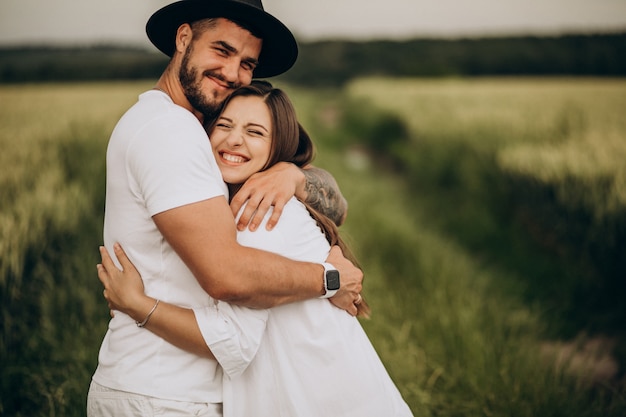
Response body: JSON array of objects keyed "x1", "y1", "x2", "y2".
[{"x1": 210, "y1": 95, "x2": 272, "y2": 185}]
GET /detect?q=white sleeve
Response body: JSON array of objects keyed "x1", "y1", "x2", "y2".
[
  {"x1": 128, "y1": 112, "x2": 227, "y2": 216},
  {"x1": 193, "y1": 301, "x2": 269, "y2": 378}
]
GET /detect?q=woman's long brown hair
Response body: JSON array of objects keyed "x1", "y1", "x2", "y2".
[{"x1": 207, "y1": 81, "x2": 370, "y2": 318}]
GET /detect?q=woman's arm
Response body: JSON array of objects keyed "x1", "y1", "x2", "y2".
[
  {"x1": 98, "y1": 245, "x2": 214, "y2": 358},
  {"x1": 98, "y1": 244, "x2": 268, "y2": 376},
  {"x1": 229, "y1": 162, "x2": 348, "y2": 232}
]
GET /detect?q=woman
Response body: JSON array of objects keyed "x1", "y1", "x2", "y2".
[{"x1": 98, "y1": 81, "x2": 413, "y2": 416}]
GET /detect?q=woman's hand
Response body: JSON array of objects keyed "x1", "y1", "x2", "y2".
[
  {"x1": 97, "y1": 243, "x2": 151, "y2": 320},
  {"x1": 229, "y1": 162, "x2": 305, "y2": 232}
]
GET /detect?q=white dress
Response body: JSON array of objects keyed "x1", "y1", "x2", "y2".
[{"x1": 219, "y1": 197, "x2": 414, "y2": 417}]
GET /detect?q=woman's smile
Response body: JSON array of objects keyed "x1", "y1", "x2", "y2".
[{"x1": 219, "y1": 151, "x2": 249, "y2": 164}]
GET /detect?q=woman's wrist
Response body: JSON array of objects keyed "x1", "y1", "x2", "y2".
[{"x1": 126, "y1": 295, "x2": 158, "y2": 323}]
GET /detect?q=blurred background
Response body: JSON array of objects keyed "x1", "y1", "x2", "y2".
[
  {"x1": 1, "y1": 1, "x2": 625, "y2": 416},
  {"x1": 2, "y1": 0, "x2": 626, "y2": 44}
]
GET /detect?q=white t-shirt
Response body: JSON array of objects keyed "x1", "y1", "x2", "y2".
[
  {"x1": 92, "y1": 90, "x2": 230, "y2": 403},
  {"x1": 205, "y1": 198, "x2": 413, "y2": 417}
]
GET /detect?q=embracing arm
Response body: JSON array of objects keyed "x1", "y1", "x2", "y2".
[
  {"x1": 153, "y1": 195, "x2": 361, "y2": 312},
  {"x1": 98, "y1": 245, "x2": 214, "y2": 359},
  {"x1": 229, "y1": 162, "x2": 348, "y2": 232},
  {"x1": 99, "y1": 244, "x2": 268, "y2": 377}
]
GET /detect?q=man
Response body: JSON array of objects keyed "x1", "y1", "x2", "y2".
[{"x1": 87, "y1": 1, "x2": 363, "y2": 416}]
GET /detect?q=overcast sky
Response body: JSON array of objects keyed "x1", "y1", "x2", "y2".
[{"x1": 1, "y1": 0, "x2": 625, "y2": 47}]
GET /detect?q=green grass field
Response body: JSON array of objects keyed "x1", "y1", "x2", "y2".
[{"x1": 1, "y1": 79, "x2": 624, "y2": 416}]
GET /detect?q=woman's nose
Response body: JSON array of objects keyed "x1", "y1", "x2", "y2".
[{"x1": 225, "y1": 130, "x2": 244, "y2": 147}]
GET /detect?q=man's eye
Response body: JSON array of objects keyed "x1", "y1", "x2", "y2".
[{"x1": 242, "y1": 62, "x2": 257, "y2": 71}]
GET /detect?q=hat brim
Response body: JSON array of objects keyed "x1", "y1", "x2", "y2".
[{"x1": 146, "y1": 0, "x2": 298, "y2": 78}]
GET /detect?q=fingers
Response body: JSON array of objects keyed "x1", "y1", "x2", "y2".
[
  {"x1": 113, "y1": 242, "x2": 136, "y2": 273},
  {"x1": 234, "y1": 192, "x2": 288, "y2": 231},
  {"x1": 99, "y1": 245, "x2": 116, "y2": 272},
  {"x1": 102, "y1": 286, "x2": 116, "y2": 317},
  {"x1": 329, "y1": 294, "x2": 358, "y2": 316},
  {"x1": 245, "y1": 198, "x2": 273, "y2": 232},
  {"x1": 346, "y1": 303, "x2": 358, "y2": 316},
  {"x1": 97, "y1": 263, "x2": 109, "y2": 286},
  {"x1": 230, "y1": 189, "x2": 251, "y2": 229},
  {"x1": 230, "y1": 192, "x2": 246, "y2": 219},
  {"x1": 264, "y1": 200, "x2": 285, "y2": 231}
]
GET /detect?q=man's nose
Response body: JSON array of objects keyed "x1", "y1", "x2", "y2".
[{"x1": 221, "y1": 59, "x2": 241, "y2": 84}]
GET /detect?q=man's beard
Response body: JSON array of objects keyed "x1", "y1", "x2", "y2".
[{"x1": 179, "y1": 46, "x2": 240, "y2": 121}]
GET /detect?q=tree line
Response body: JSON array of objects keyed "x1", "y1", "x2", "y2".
[{"x1": 1, "y1": 32, "x2": 624, "y2": 86}]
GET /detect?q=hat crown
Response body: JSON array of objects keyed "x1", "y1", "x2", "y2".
[
  {"x1": 231, "y1": 0, "x2": 263, "y2": 9},
  {"x1": 188, "y1": 0, "x2": 264, "y2": 10}
]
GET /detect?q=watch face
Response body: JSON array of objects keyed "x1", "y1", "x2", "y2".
[{"x1": 326, "y1": 270, "x2": 340, "y2": 291}]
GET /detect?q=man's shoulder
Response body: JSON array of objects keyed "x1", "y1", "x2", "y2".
[
  {"x1": 131, "y1": 91, "x2": 199, "y2": 127},
  {"x1": 115, "y1": 94, "x2": 205, "y2": 144}
]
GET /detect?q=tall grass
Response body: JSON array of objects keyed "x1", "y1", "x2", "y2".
[{"x1": 342, "y1": 77, "x2": 626, "y2": 338}]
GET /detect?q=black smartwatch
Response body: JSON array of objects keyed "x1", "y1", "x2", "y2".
[{"x1": 320, "y1": 263, "x2": 340, "y2": 298}]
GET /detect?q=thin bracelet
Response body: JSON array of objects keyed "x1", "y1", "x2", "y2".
[{"x1": 136, "y1": 299, "x2": 160, "y2": 328}]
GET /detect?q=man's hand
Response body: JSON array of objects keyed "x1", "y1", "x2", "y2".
[
  {"x1": 230, "y1": 162, "x2": 305, "y2": 232},
  {"x1": 326, "y1": 246, "x2": 363, "y2": 316}
]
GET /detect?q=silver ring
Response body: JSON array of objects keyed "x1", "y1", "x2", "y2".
[{"x1": 354, "y1": 294, "x2": 362, "y2": 305}]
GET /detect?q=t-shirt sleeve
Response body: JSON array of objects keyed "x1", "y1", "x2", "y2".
[
  {"x1": 128, "y1": 112, "x2": 227, "y2": 216},
  {"x1": 193, "y1": 301, "x2": 269, "y2": 378}
]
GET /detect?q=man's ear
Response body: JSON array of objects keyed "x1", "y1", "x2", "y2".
[{"x1": 175, "y1": 23, "x2": 193, "y2": 54}]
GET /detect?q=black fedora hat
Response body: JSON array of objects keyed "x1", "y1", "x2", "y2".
[{"x1": 146, "y1": 0, "x2": 298, "y2": 78}]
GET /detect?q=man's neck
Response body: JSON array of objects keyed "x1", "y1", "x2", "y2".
[{"x1": 156, "y1": 72, "x2": 204, "y2": 123}]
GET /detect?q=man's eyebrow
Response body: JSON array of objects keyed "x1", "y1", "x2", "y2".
[
  {"x1": 213, "y1": 40, "x2": 237, "y2": 53},
  {"x1": 212, "y1": 40, "x2": 260, "y2": 67}
]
